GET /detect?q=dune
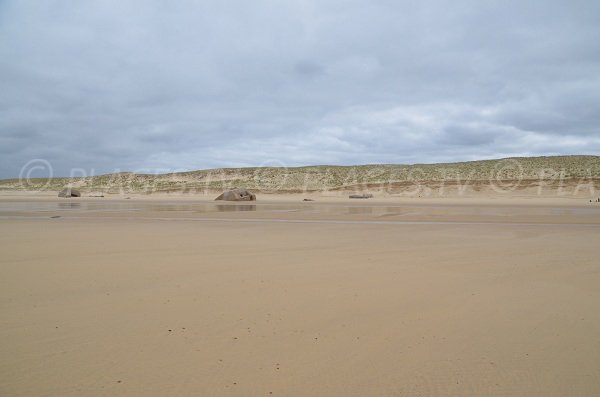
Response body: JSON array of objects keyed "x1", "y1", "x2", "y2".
[{"x1": 2, "y1": 155, "x2": 599, "y2": 198}]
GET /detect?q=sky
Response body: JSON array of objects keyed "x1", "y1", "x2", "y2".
[{"x1": 1, "y1": 0, "x2": 599, "y2": 178}]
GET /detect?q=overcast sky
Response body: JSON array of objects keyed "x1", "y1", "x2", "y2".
[{"x1": 1, "y1": 0, "x2": 599, "y2": 178}]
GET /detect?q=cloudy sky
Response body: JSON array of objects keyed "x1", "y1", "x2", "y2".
[{"x1": 1, "y1": 0, "x2": 599, "y2": 178}]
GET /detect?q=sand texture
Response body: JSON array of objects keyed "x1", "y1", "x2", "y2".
[{"x1": 1, "y1": 195, "x2": 600, "y2": 396}]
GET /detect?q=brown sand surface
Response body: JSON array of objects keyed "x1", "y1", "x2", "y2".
[{"x1": 1, "y1": 195, "x2": 600, "y2": 396}]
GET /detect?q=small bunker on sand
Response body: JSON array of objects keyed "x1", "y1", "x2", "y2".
[
  {"x1": 214, "y1": 189, "x2": 256, "y2": 201},
  {"x1": 349, "y1": 193, "x2": 373, "y2": 199},
  {"x1": 58, "y1": 188, "x2": 81, "y2": 198}
]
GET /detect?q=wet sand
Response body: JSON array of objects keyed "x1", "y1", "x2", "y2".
[{"x1": 1, "y1": 195, "x2": 600, "y2": 396}]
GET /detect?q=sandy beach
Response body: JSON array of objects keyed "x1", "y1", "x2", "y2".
[{"x1": 1, "y1": 194, "x2": 600, "y2": 396}]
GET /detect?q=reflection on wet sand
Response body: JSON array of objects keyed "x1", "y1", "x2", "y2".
[
  {"x1": 58, "y1": 202, "x2": 81, "y2": 210},
  {"x1": 215, "y1": 205, "x2": 256, "y2": 212},
  {"x1": 1, "y1": 199, "x2": 600, "y2": 226}
]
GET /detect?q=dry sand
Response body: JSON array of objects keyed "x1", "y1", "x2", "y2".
[{"x1": 1, "y1": 194, "x2": 600, "y2": 396}]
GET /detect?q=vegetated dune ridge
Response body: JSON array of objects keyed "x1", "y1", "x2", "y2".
[{"x1": 2, "y1": 155, "x2": 600, "y2": 196}]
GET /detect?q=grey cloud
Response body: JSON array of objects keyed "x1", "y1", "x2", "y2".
[
  {"x1": 293, "y1": 61, "x2": 324, "y2": 78},
  {"x1": 439, "y1": 124, "x2": 497, "y2": 146}
]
